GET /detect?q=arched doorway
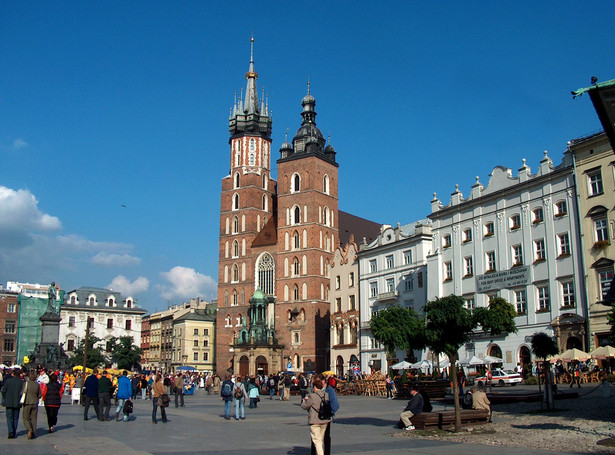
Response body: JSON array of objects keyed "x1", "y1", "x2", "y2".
[
  {"x1": 256, "y1": 355, "x2": 268, "y2": 376},
  {"x1": 519, "y1": 346, "x2": 531, "y2": 376},
  {"x1": 239, "y1": 355, "x2": 249, "y2": 377},
  {"x1": 566, "y1": 336, "x2": 582, "y2": 350},
  {"x1": 336, "y1": 356, "x2": 344, "y2": 377},
  {"x1": 488, "y1": 344, "x2": 502, "y2": 359}
]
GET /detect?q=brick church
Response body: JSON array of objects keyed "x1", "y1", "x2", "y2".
[{"x1": 216, "y1": 40, "x2": 378, "y2": 376}]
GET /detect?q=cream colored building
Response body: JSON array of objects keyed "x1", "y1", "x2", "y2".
[
  {"x1": 329, "y1": 237, "x2": 360, "y2": 377},
  {"x1": 171, "y1": 309, "x2": 216, "y2": 372},
  {"x1": 569, "y1": 132, "x2": 614, "y2": 349}
]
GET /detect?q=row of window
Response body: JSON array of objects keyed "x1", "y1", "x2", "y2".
[
  {"x1": 289, "y1": 172, "x2": 331, "y2": 195},
  {"x1": 66, "y1": 316, "x2": 133, "y2": 331},
  {"x1": 333, "y1": 325, "x2": 358, "y2": 345},
  {"x1": 67, "y1": 295, "x2": 133, "y2": 308},
  {"x1": 231, "y1": 192, "x2": 270, "y2": 212},
  {"x1": 334, "y1": 272, "x2": 355, "y2": 290},
  {"x1": 287, "y1": 205, "x2": 334, "y2": 227},
  {"x1": 442, "y1": 233, "x2": 572, "y2": 280},
  {"x1": 233, "y1": 171, "x2": 269, "y2": 190},
  {"x1": 233, "y1": 138, "x2": 268, "y2": 169},
  {"x1": 368, "y1": 273, "x2": 421, "y2": 298},
  {"x1": 334, "y1": 295, "x2": 357, "y2": 312},
  {"x1": 367, "y1": 250, "x2": 413, "y2": 274}
]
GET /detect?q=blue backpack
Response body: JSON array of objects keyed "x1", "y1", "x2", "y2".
[{"x1": 221, "y1": 381, "x2": 233, "y2": 398}]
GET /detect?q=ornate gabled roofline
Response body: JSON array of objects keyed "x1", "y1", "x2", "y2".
[{"x1": 430, "y1": 150, "x2": 573, "y2": 216}]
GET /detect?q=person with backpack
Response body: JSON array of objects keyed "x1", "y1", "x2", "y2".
[
  {"x1": 268, "y1": 374, "x2": 277, "y2": 399},
  {"x1": 220, "y1": 374, "x2": 234, "y2": 420},
  {"x1": 115, "y1": 370, "x2": 132, "y2": 422},
  {"x1": 232, "y1": 377, "x2": 247, "y2": 420},
  {"x1": 301, "y1": 373, "x2": 331, "y2": 455},
  {"x1": 298, "y1": 373, "x2": 309, "y2": 399},
  {"x1": 316, "y1": 373, "x2": 340, "y2": 455}
]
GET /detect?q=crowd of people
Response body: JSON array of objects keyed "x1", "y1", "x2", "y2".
[{"x1": 1, "y1": 366, "x2": 341, "y2": 454}]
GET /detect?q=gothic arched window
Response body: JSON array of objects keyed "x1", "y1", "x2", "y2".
[
  {"x1": 233, "y1": 216, "x2": 239, "y2": 234},
  {"x1": 232, "y1": 263, "x2": 239, "y2": 282},
  {"x1": 323, "y1": 174, "x2": 329, "y2": 194},
  {"x1": 292, "y1": 173, "x2": 301, "y2": 193},
  {"x1": 256, "y1": 252, "x2": 275, "y2": 296},
  {"x1": 233, "y1": 193, "x2": 239, "y2": 211},
  {"x1": 293, "y1": 206, "x2": 301, "y2": 225},
  {"x1": 233, "y1": 240, "x2": 239, "y2": 258},
  {"x1": 234, "y1": 172, "x2": 240, "y2": 189}
]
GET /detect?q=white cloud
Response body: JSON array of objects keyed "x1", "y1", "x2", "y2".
[
  {"x1": 0, "y1": 186, "x2": 61, "y2": 232},
  {"x1": 12, "y1": 138, "x2": 29, "y2": 150},
  {"x1": 92, "y1": 252, "x2": 141, "y2": 267},
  {"x1": 108, "y1": 275, "x2": 150, "y2": 295},
  {"x1": 156, "y1": 266, "x2": 216, "y2": 301}
]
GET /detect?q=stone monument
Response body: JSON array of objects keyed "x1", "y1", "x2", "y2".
[{"x1": 27, "y1": 282, "x2": 70, "y2": 370}]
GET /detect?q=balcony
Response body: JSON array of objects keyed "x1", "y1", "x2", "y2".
[{"x1": 376, "y1": 291, "x2": 398, "y2": 302}]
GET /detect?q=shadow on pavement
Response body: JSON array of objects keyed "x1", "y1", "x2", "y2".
[
  {"x1": 334, "y1": 417, "x2": 395, "y2": 427},
  {"x1": 286, "y1": 447, "x2": 311, "y2": 454},
  {"x1": 52, "y1": 424, "x2": 75, "y2": 432},
  {"x1": 511, "y1": 422, "x2": 578, "y2": 431}
]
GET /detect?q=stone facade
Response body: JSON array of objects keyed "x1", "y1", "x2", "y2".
[
  {"x1": 358, "y1": 222, "x2": 432, "y2": 374},
  {"x1": 61, "y1": 287, "x2": 146, "y2": 362},
  {"x1": 0, "y1": 290, "x2": 19, "y2": 366},
  {"x1": 568, "y1": 132, "x2": 614, "y2": 349},
  {"x1": 329, "y1": 238, "x2": 360, "y2": 377},
  {"x1": 427, "y1": 150, "x2": 586, "y2": 369}
]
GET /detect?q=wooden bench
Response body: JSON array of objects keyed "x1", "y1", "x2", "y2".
[
  {"x1": 407, "y1": 409, "x2": 490, "y2": 430},
  {"x1": 438, "y1": 409, "x2": 490, "y2": 429},
  {"x1": 409, "y1": 412, "x2": 440, "y2": 430}
]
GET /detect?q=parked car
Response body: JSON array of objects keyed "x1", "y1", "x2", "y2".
[{"x1": 476, "y1": 368, "x2": 523, "y2": 386}]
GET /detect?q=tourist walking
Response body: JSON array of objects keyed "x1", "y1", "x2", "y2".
[
  {"x1": 98, "y1": 370, "x2": 113, "y2": 421},
  {"x1": 205, "y1": 374, "x2": 213, "y2": 394},
  {"x1": 248, "y1": 377, "x2": 259, "y2": 408},
  {"x1": 220, "y1": 374, "x2": 234, "y2": 420},
  {"x1": 42, "y1": 373, "x2": 64, "y2": 433},
  {"x1": 570, "y1": 364, "x2": 582, "y2": 388},
  {"x1": 385, "y1": 374, "x2": 394, "y2": 399},
  {"x1": 83, "y1": 369, "x2": 99, "y2": 421},
  {"x1": 316, "y1": 373, "x2": 340, "y2": 455},
  {"x1": 399, "y1": 384, "x2": 423, "y2": 431},
  {"x1": 268, "y1": 374, "x2": 277, "y2": 399},
  {"x1": 301, "y1": 373, "x2": 331, "y2": 455},
  {"x1": 233, "y1": 378, "x2": 247, "y2": 420},
  {"x1": 140, "y1": 375, "x2": 148, "y2": 400},
  {"x1": 152, "y1": 374, "x2": 168, "y2": 424},
  {"x1": 299, "y1": 373, "x2": 309, "y2": 399},
  {"x1": 174, "y1": 373, "x2": 184, "y2": 408},
  {"x1": 22, "y1": 370, "x2": 42, "y2": 439},
  {"x1": 1, "y1": 367, "x2": 24, "y2": 439},
  {"x1": 115, "y1": 370, "x2": 132, "y2": 422}
]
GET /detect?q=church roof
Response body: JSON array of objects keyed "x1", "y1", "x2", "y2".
[{"x1": 338, "y1": 210, "x2": 381, "y2": 247}]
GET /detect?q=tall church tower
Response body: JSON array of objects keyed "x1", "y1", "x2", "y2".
[
  {"x1": 217, "y1": 39, "x2": 276, "y2": 372},
  {"x1": 275, "y1": 84, "x2": 339, "y2": 372}
]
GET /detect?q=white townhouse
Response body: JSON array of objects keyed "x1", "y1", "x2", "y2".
[
  {"x1": 427, "y1": 150, "x2": 586, "y2": 370},
  {"x1": 60, "y1": 286, "x2": 146, "y2": 359},
  {"x1": 358, "y1": 221, "x2": 432, "y2": 374}
]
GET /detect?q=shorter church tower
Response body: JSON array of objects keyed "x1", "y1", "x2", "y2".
[{"x1": 275, "y1": 84, "x2": 339, "y2": 372}]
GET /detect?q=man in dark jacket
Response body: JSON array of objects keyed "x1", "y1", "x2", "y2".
[
  {"x1": 98, "y1": 371, "x2": 113, "y2": 421},
  {"x1": 400, "y1": 384, "x2": 423, "y2": 431},
  {"x1": 83, "y1": 369, "x2": 100, "y2": 421},
  {"x1": 1, "y1": 368, "x2": 24, "y2": 439}
]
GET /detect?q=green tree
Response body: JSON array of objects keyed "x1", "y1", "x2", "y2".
[
  {"x1": 371, "y1": 295, "x2": 517, "y2": 432},
  {"x1": 530, "y1": 332, "x2": 558, "y2": 409},
  {"x1": 110, "y1": 336, "x2": 143, "y2": 370},
  {"x1": 424, "y1": 295, "x2": 517, "y2": 432},
  {"x1": 69, "y1": 335, "x2": 108, "y2": 369},
  {"x1": 370, "y1": 306, "x2": 425, "y2": 357},
  {"x1": 473, "y1": 297, "x2": 517, "y2": 336}
]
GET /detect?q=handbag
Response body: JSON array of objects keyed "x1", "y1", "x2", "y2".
[
  {"x1": 160, "y1": 393, "x2": 170, "y2": 407},
  {"x1": 20, "y1": 381, "x2": 28, "y2": 405}
]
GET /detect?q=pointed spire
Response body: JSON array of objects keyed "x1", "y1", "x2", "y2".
[{"x1": 244, "y1": 37, "x2": 259, "y2": 114}]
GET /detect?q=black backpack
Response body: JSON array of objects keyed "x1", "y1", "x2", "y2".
[{"x1": 317, "y1": 393, "x2": 332, "y2": 420}]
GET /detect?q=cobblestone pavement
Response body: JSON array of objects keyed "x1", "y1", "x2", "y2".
[{"x1": 0, "y1": 387, "x2": 600, "y2": 454}]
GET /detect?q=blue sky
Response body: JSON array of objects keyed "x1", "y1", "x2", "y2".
[{"x1": 1, "y1": 2, "x2": 613, "y2": 313}]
